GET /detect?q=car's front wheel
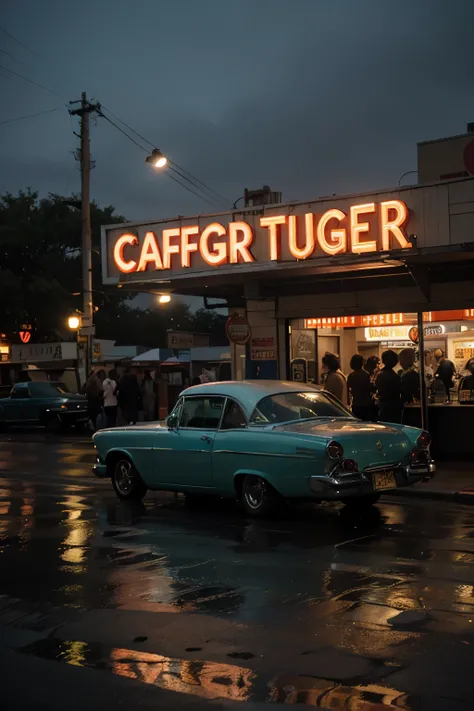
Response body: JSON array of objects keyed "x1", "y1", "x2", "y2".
[
  {"x1": 111, "y1": 458, "x2": 147, "y2": 501},
  {"x1": 241, "y1": 475, "x2": 280, "y2": 517},
  {"x1": 343, "y1": 493, "x2": 381, "y2": 508}
]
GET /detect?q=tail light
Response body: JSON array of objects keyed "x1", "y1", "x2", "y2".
[
  {"x1": 410, "y1": 449, "x2": 427, "y2": 467},
  {"x1": 417, "y1": 431, "x2": 431, "y2": 449},
  {"x1": 327, "y1": 440, "x2": 344, "y2": 460},
  {"x1": 341, "y1": 459, "x2": 358, "y2": 472}
]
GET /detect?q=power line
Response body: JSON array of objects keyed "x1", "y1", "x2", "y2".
[
  {"x1": 165, "y1": 172, "x2": 216, "y2": 208},
  {"x1": 100, "y1": 104, "x2": 155, "y2": 150},
  {"x1": 168, "y1": 165, "x2": 229, "y2": 209},
  {"x1": 98, "y1": 109, "x2": 224, "y2": 209},
  {"x1": 0, "y1": 106, "x2": 60, "y2": 126},
  {"x1": 97, "y1": 110, "x2": 149, "y2": 152},
  {"x1": 168, "y1": 160, "x2": 231, "y2": 207},
  {"x1": 0, "y1": 25, "x2": 41, "y2": 57},
  {"x1": 0, "y1": 64, "x2": 65, "y2": 100},
  {"x1": 99, "y1": 105, "x2": 232, "y2": 208}
]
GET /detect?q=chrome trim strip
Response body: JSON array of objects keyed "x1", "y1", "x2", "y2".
[{"x1": 213, "y1": 449, "x2": 315, "y2": 459}]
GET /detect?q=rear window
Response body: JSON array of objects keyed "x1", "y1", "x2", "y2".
[
  {"x1": 28, "y1": 382, "x2": 69, "y2": 397},
  {"x1": 250, "y1": 390, "x2": 351, "y2": 425}
]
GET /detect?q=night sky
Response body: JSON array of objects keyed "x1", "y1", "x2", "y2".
[{"x1": 1, "y1": 0, "x2": 474, "y2": 222}]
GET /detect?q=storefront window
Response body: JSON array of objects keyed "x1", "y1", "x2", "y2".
[{"x1": 289, "y1": 309, "x2": 474, "y2": 406}]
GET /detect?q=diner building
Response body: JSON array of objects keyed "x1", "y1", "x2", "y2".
[{"x1": 101, "y1": 126, "x2": 474, "y2": 457}]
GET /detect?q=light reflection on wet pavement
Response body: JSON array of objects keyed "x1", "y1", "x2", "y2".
[{"x1": 1, "y1": 435, "x2": 474, "y2": 709}]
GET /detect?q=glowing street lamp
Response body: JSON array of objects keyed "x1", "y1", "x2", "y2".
[
  {"x1": 68, "y1": 315, "x2": 81, "y2": 330},
  {"x1": 158, "y1": 294, "x2": 171, "y2": 304},
  {"x1": 145, "y1": 148, "x2": 167, "y2": 169}
]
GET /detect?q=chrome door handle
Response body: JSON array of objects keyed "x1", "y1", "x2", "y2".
[{"x1": 201, "y1": 435, "x2": 212, "y2": 443}]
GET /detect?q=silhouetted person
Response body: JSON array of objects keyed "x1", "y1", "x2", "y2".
[
  {"x1": 103, "y1": 368, "x2": 118, "y2": 427},
  {"x1": 399, "y1": 348, "x2": 420, "y2": 404},
  {"x1": 434, "y1": 348, "x2": 456, "y2": 402},
  {"x1": 322, "y1": 352, "x2": 348, "y2": 406},
  {"x1": 85, "y1": 369, "x2": 104, "y2": 430},
  {"x1": 459, "y1": 357, "x2": 474, "y2": 395},
  {"x1": 347, "y1": 354, "x2": 373, "y2": 420},
  {"x1": 141, "y1": 370, "x2": 156, "y2": 421},
  {"x1": 376, "y1": 350, "x2": 403, "y2": 424},
  {"x1": 118, "y1": 366, "x2": 140, "y2": 424}
]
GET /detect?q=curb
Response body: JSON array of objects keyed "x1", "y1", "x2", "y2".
[{"x1": 384, "y1": 486, "x2": 474, "y2": 505}]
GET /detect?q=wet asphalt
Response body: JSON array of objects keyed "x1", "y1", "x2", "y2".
[{"x1": 0, "y1": 431, "x2": 473, "y2": 710}]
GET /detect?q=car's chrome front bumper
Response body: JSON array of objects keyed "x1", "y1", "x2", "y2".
[
  {"x1": 93, "y1": 455, "x2": 108, "y2": 477},
  {"x1": 309, "y1": 460, "x2": 435, "y2": 499}
]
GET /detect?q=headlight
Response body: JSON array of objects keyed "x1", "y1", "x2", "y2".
[
  {"x1": 327, "y1": 440, "x2": 344, "y2": 460},
  {"x1": 417, "y1": 431, "x2": 431, "y2": 449}
]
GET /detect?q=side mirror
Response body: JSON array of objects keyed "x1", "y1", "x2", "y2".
[{"x1": 166, "y1": 414, "x2": 178, "y2": 429}]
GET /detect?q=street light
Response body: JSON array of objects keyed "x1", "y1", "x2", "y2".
[
  {"x1": 68, "y1": 315, "x2": 81, "y2": 330},
  {"x1": 158, "y1": 294, "x2": 171, "y2": 304},
  {"x1": 145, "y1": 148, "x2": 168, "y2": 169}
]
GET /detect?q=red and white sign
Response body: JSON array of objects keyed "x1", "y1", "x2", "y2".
[
  {"x1": 226, "y1": 315, "x2": 251, "y2": 345},
  {"x1": 250, "y1": 337, "x2": 276, "y2": 360}
]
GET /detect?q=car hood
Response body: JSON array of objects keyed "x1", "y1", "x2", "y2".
[
  {"x1": 274, "y1": 418, "x2": 412, "y2": 468},
  {"x1": 65, "y1": 394, "x2": 87, "y2": 402}
]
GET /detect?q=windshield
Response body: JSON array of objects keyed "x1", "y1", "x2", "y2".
[
  {"x1": 28, "y1": 382, "x2": 70, "y2": 397},
  {"x1": 250, "y1": 390, "x2": 353, "y2": 425}
]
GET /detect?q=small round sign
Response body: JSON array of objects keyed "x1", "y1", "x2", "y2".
[
  {"x1": 408, "y1": 326, "x2": 419, "y2": 344},
  {"x1": 226, "y1": 314, "x2": 251, "y2": 345}
]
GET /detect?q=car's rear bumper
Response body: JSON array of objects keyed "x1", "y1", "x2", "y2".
[{"x1": 309, "y1": 460, "x2": 435, "y2": 499}]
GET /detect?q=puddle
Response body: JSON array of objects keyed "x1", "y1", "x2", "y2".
[{"x1": 20, "y1": 637, "x2": 417, "y2": 708}]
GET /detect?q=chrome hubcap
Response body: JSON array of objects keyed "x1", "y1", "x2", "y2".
[
  {"x1": 115, "y1": 460, "x2": 133, "y2": 495},
  {"x1": 244, "y1": 477, "x2": 265, "y2": 509}
]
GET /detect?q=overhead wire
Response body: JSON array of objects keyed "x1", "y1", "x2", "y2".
[
  {"x1": 99, "y1": 104, "x2": 232, "y2": 209},
  {"x1": 0, "y1": 25, "x2": 41, "y2": 58},
  {"x1": 0, "y1": 64, "x2": 66, "y2": 100},
  {"x1": 0, "y1": 106, "x2": 60, "y2": 126},
  {"x1": 98, "y1": 108, "x2": 226, "y2": 209}
]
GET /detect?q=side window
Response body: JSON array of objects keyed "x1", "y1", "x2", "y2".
[
  {"x1": 11, "y1": 384, "x2": 30, "y2": 399},
  {"x1": 180, "y1": 397, "x2": 225, "y2": 429},
  {"x1": 220, "y1": 399, "x2": 247, "y2": 430}
]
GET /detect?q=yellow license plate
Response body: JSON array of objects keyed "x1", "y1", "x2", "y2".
[{"x1": 373, "y1": 470, "x2": 397, "y2": 491}]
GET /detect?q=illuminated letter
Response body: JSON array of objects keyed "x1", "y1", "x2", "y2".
[
  {"x1": 288, "y1": 214, "x2": 314, "y2": 260},
  {"x1": 260, "y1": 215, "x2": 287, "y2": 260},
  {"x1": 137, "y1": 232, "x2": 163, "y2": 272},
  {"x1": 228, "y1": 222, "x2": 254, "y2": 264},
  {"x1": 350, "y1": 203, "x2": 376, "y2": 253},
  {"x1": 316, "y1": 209, "x2": 347, "y2": 255},
  {"x1": 200, "y1": 222, "x2": 227, "y2": 265},
  {"x1": 380, "y1": 200, "x2": 410, "y2": 250},
  {"x1": 180, "y1": 225, "x2": 199, "y2": 267},
  {"x1": 114, "y1": 234, "x2": 138, "y2": 273},
  {"x1": 162, "y1": 228, "x2": 181, "y2": 269}
]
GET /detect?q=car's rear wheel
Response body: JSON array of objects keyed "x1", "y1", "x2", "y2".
[
  {"x1": 344, "y1": 493, "x2": 381, "y2": 508},
  {"x1": 241, "y1": 475, "x2": 280, "y2": 517},
  {"x1": 111, "y1": 458, "x2": 147, "y2": 501}
]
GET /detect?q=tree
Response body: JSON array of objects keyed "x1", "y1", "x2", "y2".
[
  {"x1": 0, "y1": 189, "x2": 228, "y2": 347},
  {"x1": 0, "y1": 189, "x2": 126, "y2": 340}
]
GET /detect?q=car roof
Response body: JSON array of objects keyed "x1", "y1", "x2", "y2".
[{"x1": 180, "y1": 380, "x2": 321, "y2": 416}]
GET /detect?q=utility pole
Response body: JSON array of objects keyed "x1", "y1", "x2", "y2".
[{"x1": 70, "y1": 92, "x2": 100, "y2": 382}]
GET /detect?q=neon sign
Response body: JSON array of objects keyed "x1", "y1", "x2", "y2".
[{"x1": 112, "y1": 200, "x2": 410, "y2": 274}]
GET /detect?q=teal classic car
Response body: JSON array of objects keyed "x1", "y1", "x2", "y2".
[
  {"x1": 93, "y1": 381, "x2": 435, "y2": 515},
  {"x1": 0, "y1": 381, "x2": 88, "y2": 431}
]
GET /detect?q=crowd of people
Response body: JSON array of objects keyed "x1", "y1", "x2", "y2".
[
  {"x1": 321, "y1": 348, "x2": 440, "y2": 424},
  {"x1": 84, "y1": 367, "x2": 156, "y2": 430}
]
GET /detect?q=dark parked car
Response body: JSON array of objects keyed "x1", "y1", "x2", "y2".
[{"x1": 0, "y1": 381, "x2": 87, "y2": 431}]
